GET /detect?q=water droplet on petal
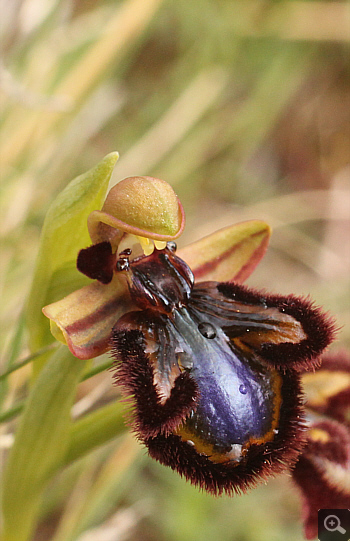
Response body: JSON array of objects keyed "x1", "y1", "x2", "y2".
[
  {"x1": 239, "y1": 384, "x2": 247, "y2": 395},
  {"x1": 198, "y1": 322, "x2": 216, "y2": 339}
]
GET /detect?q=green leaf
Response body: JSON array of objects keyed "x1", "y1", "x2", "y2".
[
  {"x1": 57, "y1": 435, "x2": 142, "y2": 541},
  {"x1": 0, "y1": 344, "x2": 58, "y2": 383},
  {"x1": 63, "y1": 400, "x2": 127, "y2": 466},
  {"x1": 26, "y1": 152, "x2": 119, "y2": 354},
  {"x1": 1, "y1": 346, "x2": 86, "y2": 541}
]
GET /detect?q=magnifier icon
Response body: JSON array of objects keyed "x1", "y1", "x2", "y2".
[{"x1": 324, "y1": 514, "x2": 346, "y2": 534}]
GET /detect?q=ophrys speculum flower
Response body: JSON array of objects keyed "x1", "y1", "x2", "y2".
[
  {"x1": 43, "y1": 173, "x2": 336, "y2": 502},
  {"x1": 111, "y1": 245, "x2": 334, "y2": 494}
]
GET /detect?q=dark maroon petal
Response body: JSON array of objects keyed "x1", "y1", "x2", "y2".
[
  {"x1": 324, "y1": 388, "x2": 350, "y2": 426},
  {"x1": 145, "y1": 371, "x2": 306, "y2": 495},
  {"x1": 292, "y1": 418, "x2": 350, "y2": 539},
  {"x1": 260, "y1": 295, "x2": 337, "y2": 372},
  {"x1": 77, "y1": 241, "x2": 115, "y2": 284},
  {"x1": 112, "y1": 314, "x2": 198, "y2": 438},
  {"x1": 320, "y1": 350, "x2": 350, "y2": 373},
  {"x1": 202, "y1": 282, "x2": 337, "y2": 372}
]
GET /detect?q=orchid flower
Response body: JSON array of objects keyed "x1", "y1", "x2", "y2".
[
  {"x1": 42, "y1": 156, "x2": 343, "y2": 539},
  {"x1": 293, "y1": 351, "x2": 350, "y2": 539}
]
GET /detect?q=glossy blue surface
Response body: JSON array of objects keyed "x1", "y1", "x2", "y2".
[{"x1": 171, "y1": 309, "x2": 279, "y2": 453}]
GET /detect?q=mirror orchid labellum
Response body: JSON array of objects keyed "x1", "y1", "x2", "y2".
[
  {"x1": 111, "y1": 245, "x2": 335, "y2": 494},
  {"x1": 43, "y1": 174, "x2": 336, "y2": 500}
]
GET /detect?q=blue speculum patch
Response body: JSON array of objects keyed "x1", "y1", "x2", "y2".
[{"x1": 163, "y1": 307, "x2": 281, "y2": 463}]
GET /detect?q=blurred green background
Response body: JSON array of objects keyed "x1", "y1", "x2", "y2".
[{"x1": 1, "y1": 0, "x2": 349, "y2": 540}]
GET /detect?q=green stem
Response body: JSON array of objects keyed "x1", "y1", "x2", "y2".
[
  {"x1": 0, "y1": 401, "x2": 24, "y2": 423},
  {"x1": 63, "y1": 400, "x2": 127, "y2": 466},
  {"x1": 0, "y1": 344, "x2": 58, "y2": 382},
  {"x1": 0, "y1": 356, "x2": 113, "y2": 424},
  {"x1": 1, "y1": 346, "x2": 86, "y2": 541}
]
